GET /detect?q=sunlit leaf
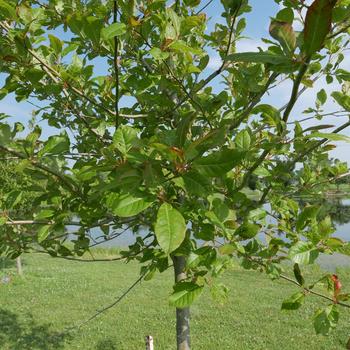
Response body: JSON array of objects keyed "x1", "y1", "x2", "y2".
[{"x1": 155, "y1": 203, "x2": 187, "y2": 254}]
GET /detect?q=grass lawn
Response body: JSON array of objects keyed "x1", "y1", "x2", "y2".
[{"x1": 1, "y1": 253, "x2": 350, "y2": 350}]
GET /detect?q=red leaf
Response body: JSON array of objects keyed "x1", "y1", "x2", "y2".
[{"x1": 303, "y1": 0, "x2": 337, "y2": 57}]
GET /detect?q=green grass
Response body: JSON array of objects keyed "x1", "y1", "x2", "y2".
[{"x1": 1, "y1": 253, "x2": 350, "y2": 349}]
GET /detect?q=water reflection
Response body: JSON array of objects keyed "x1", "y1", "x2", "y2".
[
  {"x1": 85, "y1": 198, "x2": 350, "y2": 271},
  {"x1": 303, "y1": 197, "x2": 350, "y2": 270}
]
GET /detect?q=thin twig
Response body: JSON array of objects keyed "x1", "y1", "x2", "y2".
[
  {"x1": 74, "y1": 272, "x2": 146, "y2": 329},
  {"x1": 194, "y1": 0, "x2": 214, "y2": 15},
  {"x1": 279, "y1": 274, "x2": 350, "y2": 309}
]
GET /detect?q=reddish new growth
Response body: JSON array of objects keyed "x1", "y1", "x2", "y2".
[{"x1": 331, "y1": 274, "x2": 342, "y2": 302}]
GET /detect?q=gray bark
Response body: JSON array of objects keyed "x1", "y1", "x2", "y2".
[
  {"x1": 172, "y1": 255, "x2": 190, "y2": 350},
  {"x1": 16, "y1": 256, "x2": 23, "y2": 275}
]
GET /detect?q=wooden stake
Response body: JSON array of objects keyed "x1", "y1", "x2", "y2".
[{"x1": 145, "y1": 335, "x2": 154, "y2": 350}]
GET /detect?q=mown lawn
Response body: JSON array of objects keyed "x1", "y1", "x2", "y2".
[{"x1": 1, "y1": 253, "x2": 350, "y2": 350}]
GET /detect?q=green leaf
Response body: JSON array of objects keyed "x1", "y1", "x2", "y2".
[
  {"x1": 106, "y1": 193, "x2": 153, "y2": 217},
  {"x1": 149, "y1": 47, "x2": 169, "y2": 60},
  {"x1": 303, "y1": 0, "x2": 337, "y2": 57},
  {"x1": 169, "y1": 40, "x2": 202, "y2": 55},
  {"x1": 169, "y1": 282, "x2": 203, "y2": 308},
  {"x1": 281, "y1": 292, "x2": 305, "y2": 310},
  {"x1": 101, "y1": 23, "x2": 126, "y2": 40},
  {"x1": 0, "y1": 0, "x2": 16, "y2": 19},
  {"x1": 182, "y1": 171, "x2": 210, "y2": 196},
  {"x1": 155, "y1": 203, "x2": 187, "y2": 254},
  {"x1": 219, "y1": 243, "x2": 238, "y2": 255},
  {"x1": 296, "y1": 205, "x2": 319, "y2": 231},
  {"x1": 293, "y1": 263, "x2": 305, "y2": 286},
  {"x1": 5, "y1": 190, "x2": 22, "y2": 209},
  {"x1": 48, "y1": 34, "x2": 63, "y2": 55},
  {"x1": 318, "y1": 216, "x2": 334, "y2": 238},
  {"x1": 185, "y1": 128, "x2": 227, "y2": 160},
  {"x1": 0, "y1": 123, "x2": 11, "y2": 145},
  {"x1": 235, "y1": 129, "x2": 251, "y2": 150},
  {"x1": 313, "y1": 305, "x2": 339, "y2": 335},
  {"x1": 37, "y1": 225, "x2": 51, "y2": 243},
  {"x1": 175, "y1": 114, "x2": 193, "y2": 147},
  {"x1": 316, "y1": 89, "x2": 327, "y2": 106},
  {"x1": 35, "y1": 209, "x2": 55, "y2": 220},
  {"x1": 24, "y1": 68, "x2": 45, "y2": 84},
  {"x1": 113, "y1": 125, "x2": 139, "y2": 155},
  {"x1": 235, "y1": 222, "x2": 260, "y2": 240},
  {"x1": 324, "y1": 237, "x2": 344, "y2": 249},
  {"x1": 252, "y1": 104, "x2": 281, "y2": 127},
  {"x1": 269, "y1": 20, "x2": 296, "y2": 54},
  {"x1": 276, "y1": 8, "x2": 294, "y2": 23},
  {"x1": 193, "y1": 149, "x2": 243, "y2": 177},
  {"x1": 289, "y1": 241, "x2": 319, "y2": 265},
  {"x1": 306, "y1": 132, "x2": 350, "y2": 142},
  {"x1": 39, "y1": 133, "x2": 70, "y2": 156},
  {"x1": 331, "y1": 91, "x2": 350, "y2": 111},
  {"x1": 227, "y1": 52, "x2": 292, "y2": 65}
]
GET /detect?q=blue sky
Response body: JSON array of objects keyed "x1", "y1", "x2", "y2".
[{"x1": 1, "y1": 0, "x2": 349, "y2": 164}]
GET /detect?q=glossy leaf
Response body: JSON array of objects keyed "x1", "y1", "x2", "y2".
[
  {"x1": 169, "y1": 282, "x2": 203, "y2": 308},
  {"x1": 193, "y1": 149, "x2": 243, "y2": 177},
  {"x1": 313, "y1": 305, "x2": 339, "y2": 335},
  {"x1": 39, "y1": 133, "x2": 70, "y2": 156},
  {"x1": 182, "y1": 171, "x2": 210, "y2": 196},
  {"x1": 306, "y1": 132, "x2": 350, "y2": 142},
  {"x1": 235, "y1": 129, "x2": 251, "y2": 150},
  {"x1": 113, "y1": 125, "x2": 139, "y2": 155},
  {"x1": 155, "y1": 203, "x2": 186, "y2": 254},
  {"x1": 37, "y1": 225, "x2": 51, "y2": 243},
  {"x1": 289, "y1": 241, "x2": 319, "y2": 265},
  {"x1": 106, "y1": 193, "x2": 153, "y2": 217},
  {"x1": 101, "y1": 23, "x2": 126, "y2": 40},
  {"x1": 281, "y1": 292, "x2": 305, "y2": 310},
  {"x1": 228, "y1": 52, "x2": 292, "y2": 65}
]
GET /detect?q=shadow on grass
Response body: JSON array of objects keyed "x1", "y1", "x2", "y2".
[
  {"x1": 95, "y1": 339, "x2": 117, "y2": 350},
  {"x1": 0, "y1": 309, "x2": 70, "y2": 349},
  {"x1": 0, "y1": 257, "x2": 16, "y2": 270}
]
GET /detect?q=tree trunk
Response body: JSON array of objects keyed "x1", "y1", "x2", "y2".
[
  {"x1": 172, "y1": 255, "x2": 190, "y2": 350},
  {"x1": 16, "y1": 256, "x2": 23, "y2": 275}
]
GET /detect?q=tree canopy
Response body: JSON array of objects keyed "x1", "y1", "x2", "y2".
[{"x1": 1, "y1": 0, "x2": 350, "y2": 347}]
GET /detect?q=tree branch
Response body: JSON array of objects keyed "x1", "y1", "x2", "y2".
[
  {"x1": 0, "y1": 145, "x2": 80, "y2": 195},
  {"x1": 259, "y1": 119, "x2": 350, "y2": 204},
  {"x1": 279, "y1": 273, "x2": 350, "y2": 309},
  {"x1": 282, "y1": 61, "x2": 309, "y2": 123},
  {"x1": 113, "y1": 0, "x2": 120, "y2": 128}
]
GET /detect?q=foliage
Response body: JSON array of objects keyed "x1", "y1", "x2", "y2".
[{"x1": 0, "y1": 0, "x2": 350, "y2": 341}]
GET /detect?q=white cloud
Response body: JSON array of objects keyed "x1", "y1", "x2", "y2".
[
  {"x1": 208, "y1": 55, "x2": 222, "y2": 70},
  {"x1": 236, "y1": 39, "x2": 268, "y2": 52}
]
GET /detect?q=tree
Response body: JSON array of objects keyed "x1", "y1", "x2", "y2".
[
  {"x1": 0, "y1": 159, "x2": 40, "y2": 274},
  {"x1": 0, "y1": 0, "x2": 350, "y2": 348}
]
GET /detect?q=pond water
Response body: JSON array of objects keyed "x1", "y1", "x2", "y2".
[{"x1": 83, "y1": 198, "x2": 350, "y2": 271}]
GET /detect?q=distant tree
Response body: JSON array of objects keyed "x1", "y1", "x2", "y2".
[
  {"x1": 0, "y1": 159, "x2": 39, "y2": 273},
  {"x1": 1, "y1": 0, "x2": 350, "y2": 348}
]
